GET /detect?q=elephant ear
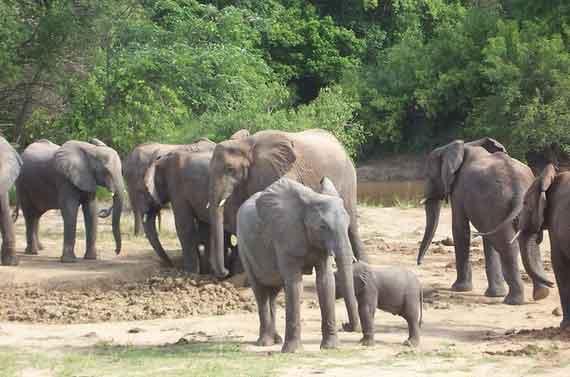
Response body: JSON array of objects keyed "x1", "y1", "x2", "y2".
[
  {"x1": 440, "y1": 140, "x2": 465, "y2": 198},
  {"x1": 533, "y1": 163, "x2": 557, "y2": 230},
  {"x1": 466, "y1": 137, "x2": 507, "y2": 154},
  {"x1": 250, "y1": 134, "x2": 297, "y2": 187},
  {"x1": 0, "y1": 137, "x2": 22, "y2": 194},
  {"x1": 143, "y1": 156, "x2": 167, "y2": 205},
  {"x1": 230, "y1": 129, "x2": 250, "y2": 140},
  {"x1": 319, "y1": 176, "x2": 340, "y2": 197},
  {"x1": 256, "y1": 178, "x2": 308, "y2": 257},
  {"x1": 54, "y1": 142, "x2": 97, "y2": 192}
]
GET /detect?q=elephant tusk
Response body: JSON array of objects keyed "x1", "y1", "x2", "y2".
[
  {"x1": 352, "y1": 255, "x2": 357, "y2": 263},
  {"x1": 206, "y1": 202, "x2": 210, "y2": 209},
  {"x1": 218, "y1": 198, "x2": 226, "y2": 207},
  {"x1": 509, "y1": 230, "x2": 522, "y2": 244},
  {"x1": 143, "y1": 214, "x2": 148, "y2": 223},
  {"x1": 420, "y1": 198, "x2": 427, "y2": 205}
]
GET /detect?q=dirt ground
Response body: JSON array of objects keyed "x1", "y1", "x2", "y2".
[{"x1": 0, "y1": 205, "x2": 569, "y2": 376}]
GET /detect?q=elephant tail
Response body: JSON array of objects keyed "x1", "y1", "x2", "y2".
[
  {"x1": 419, "y1": 288, "x2": 423, "y2": 328},
  {"x1": 11, "y1": 189, "x2": 19, "y2": 223}
]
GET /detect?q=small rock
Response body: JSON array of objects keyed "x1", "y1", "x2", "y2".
[
  {"x1": 553, "y1": 307, "x2": 563, "y2": 317},
  {"x1": 128, "y1": 327, "x2": 145, "y2": 334},
  {"x1": 441, "y1": 237, "x2": 454, "y2": 246}
]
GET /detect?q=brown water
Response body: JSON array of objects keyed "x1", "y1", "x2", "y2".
[{"x1": 357, "y1": 180, "x2": 424, "y2": 206}]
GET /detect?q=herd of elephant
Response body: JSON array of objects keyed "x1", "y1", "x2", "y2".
[{"x1": 0, "y1": 130, "x2": 568, "y2": 353}]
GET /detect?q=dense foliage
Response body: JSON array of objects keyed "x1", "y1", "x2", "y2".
[{"x1": 0, "y1": 0, "x2": 568, "y2": 160}]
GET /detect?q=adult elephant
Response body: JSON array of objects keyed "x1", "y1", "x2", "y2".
[
  {"x1": 417, "y1": 138, "x2": 550, "y2": 305},
  {"x1": 16, "y1": 139, "x2": 124, "y2": 262},
  {"x1": 208, "y1": 129, "x2": 366, "y2": 279},
  {"x1": 123, "y1": 142, "x2": 184, "y2": 236},
  {"x1": 515, "y1": 164, "x2": 566, "y2": 328},
  {"x1": 0, "y1": 136, "x2": 22, "y2": 266},
  {"x1": 237, "y1": 177, "x2": 360, "y2": 353}
]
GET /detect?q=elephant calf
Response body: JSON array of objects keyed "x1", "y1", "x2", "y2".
[
  {"x1": 336, "y1": 261, "x2": 423, "y2": 347},
  {"x1": 237, "y1": 177, "x2": 361, "y2": 353}
]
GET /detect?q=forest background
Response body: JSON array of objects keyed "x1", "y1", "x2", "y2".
[{"x1": 1, "y1": 0, "x2": 568, "y2": 161}]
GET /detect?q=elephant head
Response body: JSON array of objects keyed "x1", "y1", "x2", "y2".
[
  {"x1": 0, "y1": 137, "x2": 22, "y2": 195},
  {"x1": 54, "y1": 140, "x2": 125, "y2": 254},
  {"x1": 141, "y1": 139, "x2": 216, "y2": 267},
  {"x1": 513, "y1": 164, "x2": 556, "y2": 288},
  {"x1": 417, "y1": 138, "x2": 508, "y2": 265},
  {"x1": 255, "y1": 177, "x2": 361, "y2": 331},
  {"x1": 208, "y1": 130, "x2": 290, "y2": 278}
]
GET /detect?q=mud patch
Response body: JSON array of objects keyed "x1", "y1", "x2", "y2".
[
  {"x1": 503, "y1": 327, "x2": 570, "y2": 342},
  {"x1": 0, "y1": 270, "x2": 256, "y2": 324}
]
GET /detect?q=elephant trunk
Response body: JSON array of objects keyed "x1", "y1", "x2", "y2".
[
  {"x1": 335, "y1": 255, "x2": 360, "y2": 332},
  {"x1": 143, "y1": 210, "x2": 173, "y2": 267},
  {"x1": 111, "y1": 189, "x2": 123, "y2": 255},
  {"x1": 417, "y1": 199, "x2": 442, "y2": 265},
  {"x1": 209, "y1": 205, "x2": 229, "y2": 279},
  {"x1": 519, "y1": 233, "x2": 554, "y2": 288}
]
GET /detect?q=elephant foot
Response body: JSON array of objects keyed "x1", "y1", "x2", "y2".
[
  {"x1": 560, "y1": 319, "x2": 570, "y2": 331},
  {"x1": 532, "y1": 286, "x2": 550, "y2": 301},
  {"x1": 320, "y1": 335, "x2": 338, "y2": 350},
  {"x1": 503, "y1": 292, "x2": 524, "y2": 305},
  {"x1": 24, "y1": 248, "x2": 38, "y2": 256},
  {"x1": 281, "y1": 339, "x2": 303, "y2": 353},
  {"x1": 255, "y1": 333, "x2": 283, "y2": 347},
  {"x1": 404, "y1": 337, "x2": 420, "y2": 347},
  {"x1": 84, "y1": 251, "x2": 98, "y2": 260},
  {"x1": 451, "y1": 280, "x2": 473, "y2": 292},
  {"x1": 485, "y1": 286, "x2": 507, "y2": 298},
  {"x1": 341, "y1": 321, "x2": 361, "y2": 333},
  {"x1": 1, "y1": 254, "x2": 19, "y2": 266},
  {"x1": 60, "y1": 254, "x2": 77, "y2": 263},
  {"x1": 359, "y1": 336, "x2": 375, "y2": 347}
]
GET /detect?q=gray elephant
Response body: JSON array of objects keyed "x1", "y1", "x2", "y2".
[
  {"x1": 123, "y1": 142, "x2": 184, "y2": 236},
  {"x1": 16, "y1": 139, "x2": 124, "y2": 262},
  {"x1": 335, "y1": 261, "x2": 423, "y2": 347},
  {"x1": 417, "y1": 138, "x2": 550, "y2": 305},
  {"x1": 514, "y1": 164, "x2": 566, "y2": 329},
  {"x1": 143, "y1": 139, "x2": 240, "y2": 273},
  {"x1": 0, "y1": 136, "x2": 22, "y2": 266},
  {"x1": 209, "y1": 129, "x2": 366, "y2": 279},
  {"x1": 237, "y1": 177, "x2": 361, "y2": 353}
]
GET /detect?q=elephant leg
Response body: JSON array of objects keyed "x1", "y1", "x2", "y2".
[
  {"x1": 551, "y1": 243, "x2": 570, "y2": 329},
  {"x1": 172, "y1": 205, "x2": 199, "y2": 273},
  {"x1": 0, "y1": 194, "x2": 18, "y2": 266},
  {"x1": 524, "y1": 234, "x2": 550, "y2": 301},
  {"x1": 34, "y1": 221, "x2": 44, "y2": 250},
  {"x1": 315, "y1": 256, "x2": 338, "y2": 350},
  {"x1": 253, "y1": 282, "x2": 279, "y2": 346},
  {"x1": 358, "y1": 293, "x2": 376, "y2": 346},
  {"x1": 451, "y1": 209, "x2": 472, "y2": 292},
  {"x1": 492, "y1": 236, "x2": 525, "y2": 305},
  {"x1": 82, "y1": 197, "x2": 98, "y2": 260},
  {"x1": 60, "y1": 195, "x2": 80, "y2": 263},
  {"x1": 348, "y1": 210, "x2": 367, "y2": 262},
  {"x1": 269, "y1": 287, "x2": 283, "y2": 344},
  {"x1": 483, "y1": 237, "x2": 507, "y2": 297},
  {"x1": 197, "y1": 221, "x2": 211, "y2": 274},
  {"x1": 282, "y1": 273, "x2": 303, "y2": 353},
  {"x1": 403, "y1": 300, "x2": 421, "y2": 347},
  {"x1": 133, "y1": 209, "x2": 143, "y2": 237},
  {"x1": 24, "y1": 210, "x2": 40, "y2": 255}
]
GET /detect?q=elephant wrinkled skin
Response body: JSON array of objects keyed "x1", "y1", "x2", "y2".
[
  {"x1": 237, "y1": 177, "x2": 361, "y2": 353},
  {"x1": 16, "y1": 139, "x2": 124, "y2": 262},
  {"x1": 417, "y1": 138, "x2": 550, "y2": 305},
  {"x1": 208, "y1": 129, "x2": 366, "y2": 279},
  {"x1": 516, "y1": 164, "x2": 567, "y2": 329},
  {"x1": 0, "y1": 137, "x2": 22, "y2": 266}
]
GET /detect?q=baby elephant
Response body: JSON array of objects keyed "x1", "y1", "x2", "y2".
[{"x1": 336, "y1": 261, "x2": 423, "y2": 347}]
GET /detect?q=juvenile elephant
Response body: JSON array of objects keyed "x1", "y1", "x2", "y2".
[
  {"x1": 143, "y1": 140, "x2": 240, "y2": 273},
  {"x1": 335, "y1": 261, "x2": 423, "y2": 347},
  {"x1": 16, "y1": 139, "x2": 124, "y2": 262},
  {"x1": 237, "y1": 177, "x2": 361, "y2": 353},
  {"x1": 209, "y1": 129, "x2": 366, "y2": 279},
  {"x1": 0, "y1": 136, "x2": 22, "y2": 266},
  {"x1": 515, "y1": 164, "x2": 567, "y2": 329},
  {"x1": 123, "y1": 143, "x2": 184, "y2": 236},
  {"x1": 417, "y1": 138, "x2": 550, "y2": 305}
]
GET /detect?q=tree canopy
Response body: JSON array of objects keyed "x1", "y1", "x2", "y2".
[{"x1": 0, "y1": 0, "x2": 568, "y2": 160}]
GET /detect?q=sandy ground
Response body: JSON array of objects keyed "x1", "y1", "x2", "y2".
[{"x1": 0, "y1": 205, "x2": 569, "y2": 376}]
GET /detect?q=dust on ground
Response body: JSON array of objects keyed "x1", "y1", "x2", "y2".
[{"x1": 0, "y1": 205, "x2": 569, "y2": 376}]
